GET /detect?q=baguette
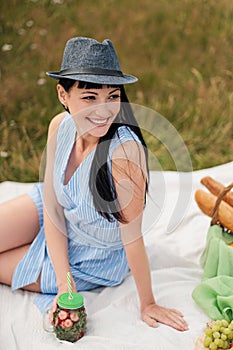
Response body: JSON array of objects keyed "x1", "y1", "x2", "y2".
[
  {"x1": 201, "y1": 176, "x2": 233, "y2": 207},
  {"x1": 195, "y1": 189, "x2": 233, "y2": 232}
]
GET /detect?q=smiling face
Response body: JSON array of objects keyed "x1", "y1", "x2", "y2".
[{"x1": 57, "y1": 82, "x2": 121, "y2": 141}]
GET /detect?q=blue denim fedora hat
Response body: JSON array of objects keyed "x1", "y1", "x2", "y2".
[{"x1": 46, "y1": 37, "x2": 138, "y2": 85}]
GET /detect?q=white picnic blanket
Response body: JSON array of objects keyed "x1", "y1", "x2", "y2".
[{"x1": 0, "y1": 161, "x2": 232, "y2": 350}]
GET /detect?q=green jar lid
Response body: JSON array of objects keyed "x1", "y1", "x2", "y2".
[{"x1": 57, "y1": 292, "x2": 84, "y2": 310}]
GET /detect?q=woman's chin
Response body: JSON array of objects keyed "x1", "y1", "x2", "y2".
[{"x1": 89, "y1": 125, "x2": 111, "y2": 138}]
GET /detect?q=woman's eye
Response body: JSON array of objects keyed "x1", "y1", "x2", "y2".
[
  {"x1": 109, "y1": 94, "x2": 120, "y2": 100},
  {"x1": 82, "y1": 96, "x2": 96, "y2": 100}
]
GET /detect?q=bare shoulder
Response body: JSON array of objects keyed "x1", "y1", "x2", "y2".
[
  {"x1": 112, "y1": 140, "x2": 147, "y2": 181},
  {"x1": 112, "y1": 140, "x2": 146, "y2": 169},
  {"x1": 48, "y1": 112, "x2": 66, "y2": 137}
]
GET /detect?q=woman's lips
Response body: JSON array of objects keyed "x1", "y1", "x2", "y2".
[{"x1": 86, "y1": 117, "x2": 110, "y2": 127}]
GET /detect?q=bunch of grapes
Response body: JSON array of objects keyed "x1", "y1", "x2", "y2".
[{"x1": 203, "y1": 319, "x2": 233, "y2": 349}]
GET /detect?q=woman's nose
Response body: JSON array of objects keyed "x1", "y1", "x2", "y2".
[{"x1": 95, "y1": 103, "x2": 112, "y2": 117}]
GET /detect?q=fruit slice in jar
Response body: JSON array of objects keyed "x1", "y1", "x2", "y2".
[{"x1": 70, "y1": 311, "x2": 79, "y2": 322}]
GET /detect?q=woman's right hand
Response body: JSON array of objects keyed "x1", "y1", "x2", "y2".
[{"x1": 51, "y1": 274, "x2": 77, "y2": 313}]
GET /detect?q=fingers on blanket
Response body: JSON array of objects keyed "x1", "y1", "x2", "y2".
[
  {"x1": 170, "y1": 308, "x2": 184, "y2": 317},
  {"x1": 142, "y1": 314, "x2": 158, "y2": 328},
  {"x1": 166, "y1": 311, "x2": 189, "y2": 332},
  {"x1": 142, "y1": 306, "x2": 188, "y2": 331}
]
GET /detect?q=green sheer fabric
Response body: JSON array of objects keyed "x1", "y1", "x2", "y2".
[{"x1": 192, "y1": 225, "x2": 233, "y2": 321}]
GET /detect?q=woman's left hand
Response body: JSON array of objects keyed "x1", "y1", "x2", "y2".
[{"x1": 141, "y1": 303, "x2": 189, "y2": 331}]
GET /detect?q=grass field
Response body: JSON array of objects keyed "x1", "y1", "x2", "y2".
[{"x1": 1, "y1": 0, "x2": 233, "y2": 182}]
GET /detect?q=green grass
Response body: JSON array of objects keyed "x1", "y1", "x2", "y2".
[{"x1": 0, "y1": 0, "x2": 233, "y2": 181}]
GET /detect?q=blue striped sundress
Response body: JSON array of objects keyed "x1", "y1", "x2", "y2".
[{"x1": 12, "y1": 113, "x2": 142, "y2": 312}]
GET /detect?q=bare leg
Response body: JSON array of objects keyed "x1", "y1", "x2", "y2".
[
  {"x1": 0, "y1": 194, "x2": 40, "y2": 253},
  {"x1": 0, "y1": 244, "x2": 41, "y2": 292}
]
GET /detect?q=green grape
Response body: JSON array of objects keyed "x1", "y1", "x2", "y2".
[
  {"x1": 221, "y1": 333, "x2": 227, "y2": 341},
  {"x1": 213, "y1": 331, "x2": 220, "y2": 339},
  {"x1": 212, "y1": 325, "x2": 220, "y2": 332},
  {"x1": 209, "y1": 341, "x2": 217, "y2": 350},
  {"x1": 213, "y1": 338, "x2": 221, "y2": 346},
  {"x1": 220, "y1": 326, "x2": 226, "y2": 333},
  {"x1": 203, "y1": 336, "x2": 212, "y2": 347},
  {"x1": 229, "y1": 322, "x2": 233, "y2": 331},
  {"x1": 217, "y1": 338, "x2": 224, "y2": 348},
  {"x1": 223, "y1": 327, "x2": 231, "y2": 335},
  {"x1": 228, "y1": 330, "x2": 233, "y2": 340},
  {"x1": 204, "y1": 328, "x2": 213, "y2": 337},
  {"x1": 222, "y1": 340, "x2": 229, "y2": 349},
  {"x1": 215, "y1": 320, "x2": 222, "y2": 327},
  {"x1": 221, "y1": 320, "x2": 229, "y2": 328}
]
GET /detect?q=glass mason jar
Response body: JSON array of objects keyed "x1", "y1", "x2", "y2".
[{"x1": 51, "y1": 292, "x2": 87, "y2": 343}]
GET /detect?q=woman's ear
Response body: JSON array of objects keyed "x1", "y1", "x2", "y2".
[{"x1": 57, "y1": 84, "x2": 68, "y2": 109}]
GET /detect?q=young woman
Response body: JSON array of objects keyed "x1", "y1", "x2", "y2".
[{"x1": 0, "y1": 37, "x2": 188, "y2": 331}]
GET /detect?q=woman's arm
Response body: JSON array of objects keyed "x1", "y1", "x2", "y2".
[
  {"x1": 112, "y1": 141, "x2": 188, "y2": 331},
  {"x1": 124, "y1": 236, "x2": 188, "y2": 330},
  {"x1": 43, "y1": 113, "x2": 76, "y2": 309}
]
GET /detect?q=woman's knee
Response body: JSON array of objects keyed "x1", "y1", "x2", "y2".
[
  {"x1": 0, "y1": 244, "x2": 30, "y2": 286},
  {"x1": 0, "y1": 195, "x2": 40, "y2": 252}
]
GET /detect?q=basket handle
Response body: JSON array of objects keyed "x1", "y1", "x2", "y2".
[{"x1": 211, "y1": 182, "x2": 233, "y2": 226}]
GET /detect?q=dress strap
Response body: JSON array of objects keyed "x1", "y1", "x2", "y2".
[{"x1": 108, "y1": 125, "x2": 142, "y2": 160}]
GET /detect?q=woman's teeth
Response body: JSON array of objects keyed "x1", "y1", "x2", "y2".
[{"x1": 88, "y1": 118, "x2": 108, "y2": 125}]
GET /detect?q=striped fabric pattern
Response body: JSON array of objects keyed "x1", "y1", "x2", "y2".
[{"x1": 11, "y1": 113, "x2": 141, "y2": 312}]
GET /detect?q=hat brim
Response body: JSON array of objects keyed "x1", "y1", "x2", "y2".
[{"x1": 46, "y1": 72, "x2": 138, "y2": 85}]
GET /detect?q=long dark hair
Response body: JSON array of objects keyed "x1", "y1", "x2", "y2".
[{"x1": 58, "y1": 79, "x2": 149, "y2": 223}]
